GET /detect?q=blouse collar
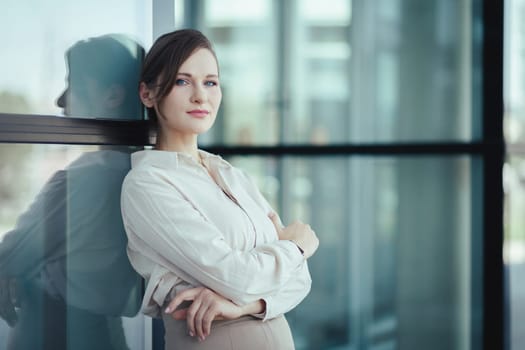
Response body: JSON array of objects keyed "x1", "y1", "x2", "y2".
[{"x1": 131, "y1": 149, "x2": 231, "y2": 170}]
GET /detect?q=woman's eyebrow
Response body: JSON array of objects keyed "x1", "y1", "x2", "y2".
[{"x1": 177, "y1": 72, "x2": 219, "y2": 78}]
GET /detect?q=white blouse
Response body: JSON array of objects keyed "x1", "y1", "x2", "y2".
[{"x1": 120, "y1": 149, "x2": 312, "y2": 320}]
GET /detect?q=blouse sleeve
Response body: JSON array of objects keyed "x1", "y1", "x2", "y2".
[
  {"x1": 121, "y1": 172, "x2": 305, "y2": 306},
  {"x1": 255, "y1": 262, "x2": 312, "y2": 321}
]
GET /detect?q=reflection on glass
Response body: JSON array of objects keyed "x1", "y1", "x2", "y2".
[
  {"x1": 191, "y1": 0, "x2": 478, "y2": 144},
  {"x1": 0, "y1": 0, "x2": 151, "y2": 117},
  {"x1": 56, "y1": 35, "x2": 144, "y2": 119},
  {"x1": 0, "y1": 33, "x2": 145, "y2": 349},
  {"x1": 229, "y1": 155, "x2": 480, "y2": 350},
  {"x1": 0, "y1": 145, "x2": 142, "y2": 350}
]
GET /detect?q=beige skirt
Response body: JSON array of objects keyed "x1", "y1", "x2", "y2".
[{"x1": 161, "y1": 314, "x2": 295, "y2": 350}]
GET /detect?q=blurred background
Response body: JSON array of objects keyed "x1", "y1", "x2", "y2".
[{"x1": 0, "y1": 0, "x2": 521, "y2": 349}]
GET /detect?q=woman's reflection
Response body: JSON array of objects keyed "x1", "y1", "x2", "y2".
[{"x1": 0, "y1": 34, "x2": 145, "y2": 350}]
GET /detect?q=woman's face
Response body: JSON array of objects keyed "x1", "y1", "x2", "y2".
[{"x1": 153, "y1": 48, "x2": 221, "y2": 138}]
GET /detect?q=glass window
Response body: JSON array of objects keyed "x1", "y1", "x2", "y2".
[
  {"x1": 505, "y1": 1, "x2": 525, "y2": 349},
  {"x1": 228, "y1": 155, "x2": 481, "y2": 349},
  {"x1": 505, "y1": 0, "x2": 525, "y2": 145},
  {"x1": 0, "y1": 0, "x2": 152, "y2": 119},
  {"x1": 196, "y1": 0, "x2": 278, "y2": 145},
  {"x1": 0, "y1": 144, "x2": 145, "y2": 350},
  {"x1": 188, "y1": 0, "x2": 479, "y2": 146},
  {"x1": 504, "y1": 156, "x2": 525, "y2": 349}
]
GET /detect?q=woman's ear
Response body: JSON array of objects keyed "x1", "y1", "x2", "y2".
[{"x1": 139, "y1": 82, "x2": 155, "y2": 108}]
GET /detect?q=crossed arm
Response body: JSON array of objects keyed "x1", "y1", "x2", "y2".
[
  {"x1": 122, "y1": 173, "x2": 319, "y2": 342},
  {"x1": 163, "y1": 213, "x2": 318, "y2": 341}
]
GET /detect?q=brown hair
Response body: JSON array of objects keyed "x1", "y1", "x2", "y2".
[{"x1": 140, "y1": 29, "x2": 218, "y2": 124}]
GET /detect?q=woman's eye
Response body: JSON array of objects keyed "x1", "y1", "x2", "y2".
[
  {"x1": 175, "y1": 79, "x2": 188, "y2": 86},
  {"x1": 204, "y1": 81, "x2": 218, "y2": 87}
]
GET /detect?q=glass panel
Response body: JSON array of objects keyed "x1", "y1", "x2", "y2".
[
  {"x1": 0, "y1": 0, "x2": 151, "y2": 119},
  {"x1": 344, "y1": 0, "x2": 479, "y2": 143},
  {"x1": 197, "y1": 0, "x2": 278, "y2": 145},
  {"x1": 504, "y1": 156, "x2": 525, "y2": 350},
  {"x1": 505, "y1": 1, "x2": 525, "y2": 349},
  {"x1": 505, "y1": 0, "x2": 525, "y2": 144},
  {"x1": 229, "y1": 155, "x2": 481, "y2": 349},
  {"x1": 190, "y1": 0, "x2": 479, "y2": 145},
  {"x1": 0, "y1": 144, "x2": 145, "y2": 350}
]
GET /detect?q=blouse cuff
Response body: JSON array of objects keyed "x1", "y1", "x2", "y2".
[
  {"x1": 252, "y1": 296, "x2": 273, "y2": 322},
  {"x1": 281, "y1": 239, "x2": 306, "y2": 263}
]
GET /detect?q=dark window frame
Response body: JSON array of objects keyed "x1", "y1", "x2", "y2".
[{"x1": 0, "y1": 0, "x2": 505, "y2": 348}]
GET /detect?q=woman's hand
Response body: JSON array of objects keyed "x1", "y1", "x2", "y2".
[
  {"x1": 165, "y1": 287, "x2": 264, "y2": 342},
  {"x1": 269, "y1": 213, "x2": 319, "y2": 259}
]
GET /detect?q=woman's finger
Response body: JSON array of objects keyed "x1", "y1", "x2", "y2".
[
  {"x1": 165, "y1": 287, "x2": 201, "y2": 314},
  {"x1": 202, "y1": 304, "x2": 218, "y2": 338},
  {"x1": 268, "y1": 212, "x2": 284, "y2": 232},
  {"x1": 186, "y1": 294, "x2": 204, "y2": 337},
  {"x1": 194, "y1": 299, "x2": 211, "y2": 341}
]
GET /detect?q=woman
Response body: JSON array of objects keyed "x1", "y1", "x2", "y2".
[{"x1": 121, "y1": 29, "x2": 319, "y2": 349}]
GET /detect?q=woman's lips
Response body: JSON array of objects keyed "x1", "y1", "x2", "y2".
[{"x1": 187, "y1": 110, "x2": 209, "y2": 118}]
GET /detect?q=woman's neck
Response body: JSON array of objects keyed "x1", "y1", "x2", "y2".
[{"x1": 155, "y1": 132, "x2": 200, "y2": 161}]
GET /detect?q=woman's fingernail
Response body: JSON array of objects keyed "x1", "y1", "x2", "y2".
[
  {"x1": 189, "y1": 331, "x2": 194, "y2": 337},
  {"x1": 165, "y1": 307, "x2": 171, "y2": 313}
]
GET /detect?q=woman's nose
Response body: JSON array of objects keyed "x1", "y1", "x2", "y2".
[{"x1": 191, "y1": 86, "x2": 206, "y2": 104}]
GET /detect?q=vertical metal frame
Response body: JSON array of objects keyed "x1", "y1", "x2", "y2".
[{"x1": 481, "y1": 0, "x2": 505, "y2": 349}]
